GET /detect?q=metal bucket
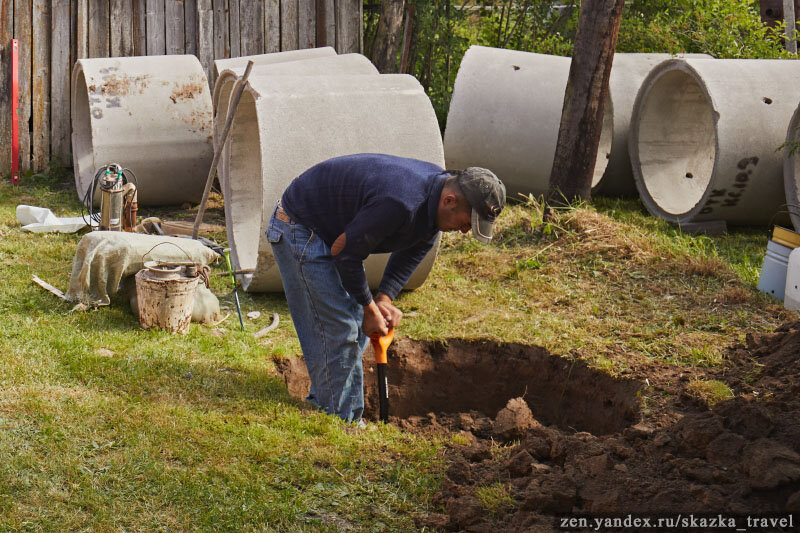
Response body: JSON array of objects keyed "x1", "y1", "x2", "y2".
[{"x1": 135, "y1": 261, "x2": 201, "y2": 334}]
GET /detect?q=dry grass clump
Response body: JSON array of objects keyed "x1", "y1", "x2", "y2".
[
  {"x1": 492, "y1": 196, "x2": 648, "y2": 261},
  {"x1": 717, "y1": 284, "x2": 756, "y2": 305},
  {"x1": 682, "y1": 256, "x2": 733, "y2": 279},
  {"x1": 686, "y1": 379, "x2": 735, "y2": 406}
]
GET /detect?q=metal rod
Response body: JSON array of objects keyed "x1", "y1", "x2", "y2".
[
  {"x1": 192, "y1": 60, "x2": 255, "y2": 239},
  {"x1": 224, "y1": 248, "x2": 245, "y2": 331},
  {"x1": 212, "y1": 268, "x2": 255, "y2": 276}
]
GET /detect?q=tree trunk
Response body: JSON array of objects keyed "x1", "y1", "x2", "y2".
[
  {"x1": 370, "y1": 0, "x2": 406, "y2": 73},
  {"x1": 785, "y1": 0, "x2": 798, "y2": 53},
  {"x1": 399, "y1": 3, "x2": 415, "y2": 73},
  {"x1": 547, "y1": 0, "x2": 625, "y2": 206}
]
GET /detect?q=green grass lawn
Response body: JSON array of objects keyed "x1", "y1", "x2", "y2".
[{"x1": 0, "y1": 170, "x2": 792, "y2": 531}]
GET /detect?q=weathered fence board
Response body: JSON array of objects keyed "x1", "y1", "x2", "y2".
[
  {"x1": 336, "y1": 0, "x2": 361, "y2": 53},
  {"x1": 146, "y1": 0, "x2": 166, "y2": 55},
  {"x1": 229, "y1": 0, "x2": 241, "y2": 57},
  {"x1": 165, "y1": 0, "x2": 184, "y2": 54},
  {"x1": 132, "y1": 0, "x2": 146, "y2": 54},
  {"x1": 265, "y1": 0, "x2": 280, "y2": 52},
  {"x1": 76, "y1": 0, "x2": 88, "y2": 58},
  {"x1": 298, "y1": 0, "x2": 315, "y2": 49},
  {"x1": 281, "y1": 0, "x2": 298, "y2": 50},
  {"x1": 88, "y1": 0, "x2": 109, "y2": 58},
  {"x1": 0, "y1": 4, "x2": 13, "y2": 175},
  {"x1": 32, "y1": 0, "x2": 50, "y2": 170},
  {"x1": 185, "y1": 0, "x2": 198, "y2": 55},
  {"x1": 197, "y1": 0, "x2": 214, "y2": 81},
  {"x1": 2, "y1": 0, "x2": 362, "y2": 174},
  {"x1": 316, "y1": 0, "x2": 334, "y2": 48},
  {"x1": 15, "y1": 0, "x2": 31, "y2": 172},
  {"x1": 213, "y1": 0, "x2": 229, "y2": 59},
  {"x1": 240, "y1": 0, "x2": 265, "y2": 55},
  {"x1": 51, "y1": 0, "x2": 70, "y2": 163},
  {"x1": 110, "y1": 0, "x2": 134, "y2": 57}
]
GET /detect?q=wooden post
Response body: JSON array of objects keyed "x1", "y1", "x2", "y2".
[
  {"x1": 547, "y1": 0, "x2": 624, "y2": 206},
  {"x1": 785, "y1": 0, "x2": 798, "y2": 53}
]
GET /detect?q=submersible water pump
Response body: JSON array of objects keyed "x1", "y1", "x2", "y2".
[{"x1": 83, "y1": 163, "x2": 138, "y2": 231}]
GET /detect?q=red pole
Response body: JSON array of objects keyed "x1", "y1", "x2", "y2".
[{"x1": 11, "y1": 39, "x2": 19, "y2": 184}]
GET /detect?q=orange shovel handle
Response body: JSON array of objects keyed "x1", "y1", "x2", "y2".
[{"x1": 369, "y1": 328, "x2": 394, "y2": 364}]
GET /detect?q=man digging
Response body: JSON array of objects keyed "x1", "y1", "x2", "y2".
[{"x1": 267, "y1": 153, "x2": 506, "y2": 424}]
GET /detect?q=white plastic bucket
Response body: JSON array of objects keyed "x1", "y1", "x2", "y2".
[
  {"x1": 758, "y1": 240, "x2": 793, "y2": 300},
  {"x1": 784, "y1": 248, "x2": 800, "y2": 310}
]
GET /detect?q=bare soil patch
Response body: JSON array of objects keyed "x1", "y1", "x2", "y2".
[{"x1": 274, "y1": 324, "x2": 800, "y2": 531}]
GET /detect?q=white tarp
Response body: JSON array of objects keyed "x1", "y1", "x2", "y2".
[{"x1": 17, "y1": 204, "x2": 96, "y2": 233}]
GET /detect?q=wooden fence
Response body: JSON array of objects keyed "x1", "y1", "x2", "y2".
[{"x1": 0, "y1": 0, "x2": 363, "y2": 176}]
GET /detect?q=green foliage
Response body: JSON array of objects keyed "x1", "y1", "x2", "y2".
[
  {"x1": 365, "y1": 0, "x2": 793, "y2": 131},
  {"x1": 407, "y1": 1, "x2": 472, "y2": 127},
  {"x1": 618, "y1": 0, "x2": 792, "y2": 58},
  {"x1": 473, "y1": 1, "x2": 575, "y2": 56}
]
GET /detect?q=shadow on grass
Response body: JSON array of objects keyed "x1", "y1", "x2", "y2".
[{"x1": 60, "y1": 348, "x2": 312, "y2": 415}]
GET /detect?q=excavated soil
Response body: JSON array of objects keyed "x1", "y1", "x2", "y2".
[{"x1": 273, "y1": 324, "x2": 800, "y2": 531}]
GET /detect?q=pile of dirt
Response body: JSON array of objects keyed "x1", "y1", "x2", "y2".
[{"x1": 273, "y1": 325, "x2": 800, "y2": 531}]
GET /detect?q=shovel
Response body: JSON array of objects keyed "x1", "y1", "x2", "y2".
[{"x1": 369, "y1": 328, "x2": 394, "y2": 423}]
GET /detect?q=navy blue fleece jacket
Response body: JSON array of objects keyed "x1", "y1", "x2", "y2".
[{"x1": 280, "y1": 153, "x2": 446, "y2": 306}]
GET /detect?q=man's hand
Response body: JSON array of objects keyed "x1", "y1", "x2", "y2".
[
  {"x1": 375, "y1": 292, "x2": 402, "y2": 329},
  {"x1": 363, "y1": 293, "x2": 402, "y2": 337},
  {"x1": 363, "y1": 301, "x2": 389, "y2": 337}
]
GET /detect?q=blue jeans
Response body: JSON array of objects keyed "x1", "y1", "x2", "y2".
[{"x1": 266, "y1": 204, "x2": 369, "y2": 422}]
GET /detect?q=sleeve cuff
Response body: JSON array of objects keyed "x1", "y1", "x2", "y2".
[
  {"x1": 377, "y1": 280, "x2": 403, "y2": 301},
  {"x1": 352, "y1": 285, "x2": 373, "y2": 307}
]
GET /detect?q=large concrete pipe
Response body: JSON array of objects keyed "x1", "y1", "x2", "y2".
[
  {"x1": 630, "y1": 58, "x2": 800, "y2": 225},
  {"x1": 593, "y1": 53, "x2": 713, "y2": 197},
  {"x1": 212, "y1": 47, "x2": 337, "y2": 78},
  {"x1": 225, "y1": 74, "x2": 444, "y2": 293},
  {"x1": 72, "y1": 55, "x2": 214, "y2": 206},
  {"x1": 213, "y1": 54, "x2": 379, "y2": 188},
  {"x1": 784, "y1": 103, "x2": 800, "y2": 230},
  {"x1": 444, "y1": 46, "x2": 613, "y2": 199}
]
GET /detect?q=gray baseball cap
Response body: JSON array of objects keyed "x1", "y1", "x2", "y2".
[{"x1": 456, "y1": 167, "x2": 506, "y2": 243}]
